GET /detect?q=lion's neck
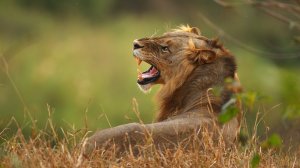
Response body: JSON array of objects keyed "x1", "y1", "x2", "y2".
[{"x1": 156, "y1": 56, "x2": 236, "y2": 122}]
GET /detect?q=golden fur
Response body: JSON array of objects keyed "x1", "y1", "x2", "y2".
[
  {"x1": 133, "y1": 25, "x2": 240, "y2": 121},
  {"x1": 81, "y1": 26, "x2": 241, "y2": 157}
]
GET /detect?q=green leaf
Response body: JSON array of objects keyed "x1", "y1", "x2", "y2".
[
  {"x1": 261, "y1": 133, "x2": 282, "y2": 149},
  {"x1": 251, "y1": 153, "x2": 260, "y2": 168},
  {"x1": 218, "y1": 104, "x2": 239, "y2": 124}
]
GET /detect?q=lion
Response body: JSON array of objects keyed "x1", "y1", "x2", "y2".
[{"x1": 80, "y1": 25, "x2": 241, "y2": 158}]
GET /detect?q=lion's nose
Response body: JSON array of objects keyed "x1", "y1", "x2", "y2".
[{"x1": 133, "y1": 40, "x2": 144, "y2": 50}]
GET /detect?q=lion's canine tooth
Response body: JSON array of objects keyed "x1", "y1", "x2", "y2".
[
  {"x1": 135, "y1": 57, "x2": 142, "y2": 66},
  {"x1": 137, "y1": 68, "x2": 142, "y2": 80}
]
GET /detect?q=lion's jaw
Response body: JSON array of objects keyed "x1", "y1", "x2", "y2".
[
  {"x1": 132, "y1": 26, "x2": 238, "y2": 122},
  {"x1": 132, "y1": 31, "x2": 203, "y2": 93}
]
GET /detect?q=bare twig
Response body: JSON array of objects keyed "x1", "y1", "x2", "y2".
[
  {"x1": 257, "y1": 7, "x2": 300, "y2": 30},
  {"x1": 254, "y1": 1, "x2": 300, "y2": 14},
  {"x1": 215, "y1": 0, "x2": 300, "y2": 31},
  {"x1": 213, "y1": 0, "x2": 233, "y2": 7},
  {"x1": 197, "y1": 13, "x2": 300, "y2": 59},
  {"x1": 214, "y1": 0, "x2": 253, "y2": 7}
]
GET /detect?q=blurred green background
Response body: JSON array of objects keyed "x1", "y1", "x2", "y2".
[{"x1": 0, "y1": 0, "x2": 299, "y2": 138}]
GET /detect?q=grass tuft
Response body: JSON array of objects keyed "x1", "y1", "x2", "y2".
[{"x1": 0, "y1": 110, "x2": 299, "y2": 167}]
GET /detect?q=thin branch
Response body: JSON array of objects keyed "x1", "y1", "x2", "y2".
[
  {"x1": 215, "y1": 0, "x2": 300, "y2": 12},
  {"x1": 215, "y1": 0, "x2": 300, "y2": 31},
  {"x1": 258, "y1": 7, "x2": 300, "y2": 30},
  {"x1": 260, "y1": 1, "x2": 300, "y2": 20},
  {"x1": 197, "y1": 13, "x2": 300, "y2": 59},
  {"x1": 213, "y1": 0, "x2": 233, "y2": 7},
  {"x1": 254, "y1": 1, "x2": 300, "y2": 14},
  {"x1": 214, "y1": 0, "x2": 253, "y2": 7}
]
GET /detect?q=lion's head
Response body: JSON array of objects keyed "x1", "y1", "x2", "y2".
[{"x1": 133, "y1": 25, "x2": 232, "y2": 94}]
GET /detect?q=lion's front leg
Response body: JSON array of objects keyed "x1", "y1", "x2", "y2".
[
  {"x1": 82, "y1": 122, "x2": 146, "y2": 156},
  {"x1": 81, "y1": 114, "x2": 222, "y2": 157}
]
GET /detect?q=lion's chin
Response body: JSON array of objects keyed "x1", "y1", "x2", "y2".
[{"x1": 137, "y1": 83, "x2": 152, "y2": 93}]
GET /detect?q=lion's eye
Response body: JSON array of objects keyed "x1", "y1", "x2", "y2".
[{"x1": 161, "y1": 46, "x2": 169, "y2": 53}]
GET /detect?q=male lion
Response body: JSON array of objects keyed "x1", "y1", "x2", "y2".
[{"x1": 81, "y1": 26, "x2": 241, "y2": 157}]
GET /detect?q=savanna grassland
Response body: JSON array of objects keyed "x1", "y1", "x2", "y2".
[{"x1": 1, "y1": 1, "x2": 300, "y2": 167}]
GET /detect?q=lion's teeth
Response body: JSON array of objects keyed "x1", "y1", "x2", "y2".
[
  {"x1": 137, "y1": 69, "x2": 143, "y2": 80},
  {"x1": 135, "y1": 57, "x2": 142, "y2": 66},
  {"x1": 136, "y1": 57, "x2": 143, "y2": 80}
]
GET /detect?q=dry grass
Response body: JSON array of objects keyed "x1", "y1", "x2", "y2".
[
  {"x1": 0, "y1": 54, "x2": 298, "y2": 167},
  {"x1": 0, "y1": 114, "x2": 299, "y2": 168}
]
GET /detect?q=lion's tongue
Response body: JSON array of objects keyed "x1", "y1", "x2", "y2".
[{"x1": 138, "y1": 66, "x2": 158, "y2": 80}]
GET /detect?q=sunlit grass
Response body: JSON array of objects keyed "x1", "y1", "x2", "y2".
[
  {"x1": 0, "y1": 105, "x2": 299, "y2": 167},
  {"x1": 1, "y1": 4, "x2": 300, "y2": 166}
]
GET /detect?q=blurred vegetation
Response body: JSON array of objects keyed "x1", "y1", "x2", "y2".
[{"x1": 0, "y1": 0, "x2": 299, "y2": 141}]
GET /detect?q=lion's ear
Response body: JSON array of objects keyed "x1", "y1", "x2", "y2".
[
  {"x1": 190, "y1": 27, "x2": 201, "y2": 35},
  {"x1": 188, "y1": 49, "x2": 217, "y2": 64}
]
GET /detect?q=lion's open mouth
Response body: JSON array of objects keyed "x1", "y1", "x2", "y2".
[{"x1": 135, "y1": 57, "x2": 160, "y2": 85}]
